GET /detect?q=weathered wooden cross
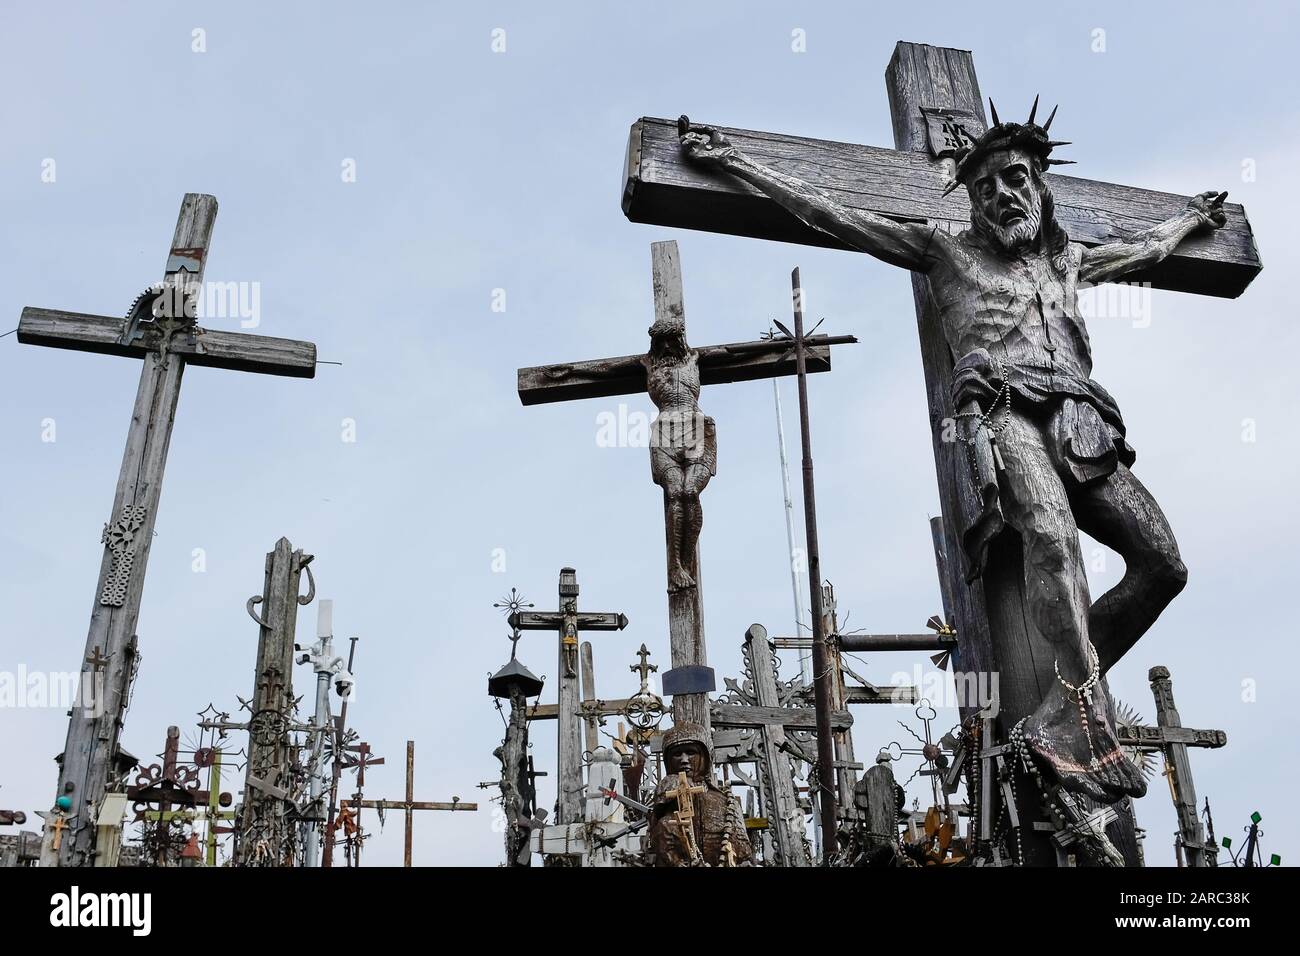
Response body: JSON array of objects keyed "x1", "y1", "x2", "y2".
[
  {"x1": 195, "y1": 748, "x2": 237, "y2": 866},
  {"x1": 345, "y1": 740, "x2": 477, "y2": 867},
  {"x1": 197, "y1": 536, "x2": 320, "y2": 866},
  {"x1": 517, "y1": 241, "x2": 855, "y2": 736},
  {"x1": 18, "y1": 194, "x2": 317, "y2": 866},
  {"x1": 622, "y1": 42, "x2": 1260, "y2": 865},
  {"x1": 507, "y1": 567, "x2": 628, "y2": 823},
  {"x1": 712, "y1": 624, "x2": 814, "y2": 867},
  {"x1": 1118, "y1": 665, "x2": 1226, "y2": 867}
]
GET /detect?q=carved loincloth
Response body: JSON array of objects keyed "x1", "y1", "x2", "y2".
[
  {"x1": 952, "y1": 351, "x2": 1136, "y2": 581},
  {"x1": 649, "y1": 407, "x2": 718, "y2": 477}
]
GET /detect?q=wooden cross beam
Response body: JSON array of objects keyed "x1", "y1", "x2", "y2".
[
  {"x1": 518, "y1": 334, "x2": 850, "y2": 405},
  {"x1": 517, "y1": 241, "x2": 856, "y2": 736},
  {"x1": 524, "y1": 697, "x2": 632, "y2": 721},
  {"x1": 21, "y1": 194, "x2": 317, "y2": 866},
  {"x1": 623, "y1": 119, "x2": 1259, "y2": 299},
  {"x1": 509, "y1": 568, "x2": 628, "y2": 824},
  {"x1": 347, "y1": 741, "x2": 477, "y2": 867}
]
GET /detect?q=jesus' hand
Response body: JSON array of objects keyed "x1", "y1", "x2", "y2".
[
  {"x1": 1187, "y1": 190, "x2": 1228, "y2": 229},
  {"x1": 678, "y1": 115, "x2": 739, "y2": 167}
]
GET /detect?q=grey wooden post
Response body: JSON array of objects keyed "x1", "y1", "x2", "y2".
[
  {"x1": 237, "y1": 537, "x2": 313, "y2": 866},
  {"x1": 857, "y1": 757, "x2": 900, "y2": 856},
  {"x1": 580, "y1": 641, "x2": 600, "y2": 754},
  {"x1": 820, "y1": 585, "x2": 860, "y2": 814},
  {"x1": 883, "y1": 45, "x2": 1107, "y2": 866},
  {"x1": 652, "y1": 242, "x2": 714, "y2": 731},
  {"x1": 741, "y1": 625, "x2": 812, "y2": 867},
  {"x1": 20, "y1": 194, "x2": 316, "y2": 866}
]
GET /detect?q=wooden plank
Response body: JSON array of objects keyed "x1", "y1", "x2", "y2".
[
  {"x1": 524, "y1": 697, "x2": 631, "y2": 721},
  {"x1": 517, "y1": 337, "x2": 840, "y2": 406},
  {"x1": 841, "y1": 685, "x2": 918, "y2": 705},
  {"x1": 1117, "y1": 724, "x2": 1226, "y2": 749},
  {"x1": 17, "y1": 307, "x2": 317, "y2": 378},
  {"x1": 776, "y1": 632, "x2": 951, "y2": 652},
  {"x1": 710, "y1": 702, "x2": 853, "y2": 731},
  {"x1": 580, "y1": 642, "x2": 598, "y2": 753},
  {"x1": 623, "y1": 116, "x2": 1260, "y2": 299},
  {"x1": 354, "y1": 800, "x2": 476, "y2": 811}
]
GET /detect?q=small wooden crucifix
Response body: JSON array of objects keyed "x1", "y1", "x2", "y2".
[
  {"x1": 346, "y1": 740, "x2": 477, "y2": 867},
  {"x1": 18, "y1": 194, "x2": 317, "y2": 866},
  {"x1": 516, "y1": 241, "x2": 856, "y2": 736},
  {"x1": 508, "y1": 567, "x2": 628, "y2": 824},
  {"x1": 663, "y1": 771, "x2": 707, "y2": 865}
]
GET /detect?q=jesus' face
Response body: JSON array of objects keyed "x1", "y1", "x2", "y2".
[{"x1": 967, "y1": 147, "x2": 1044, "y2": 252}]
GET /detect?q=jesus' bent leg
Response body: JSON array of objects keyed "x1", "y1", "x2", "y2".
[
  {"x1": 1070, "y1": 464, "x2": 1187, "y2": 674},
  {"x1": 994, "y1": 410, "x2": 1147, "y2": 802}
]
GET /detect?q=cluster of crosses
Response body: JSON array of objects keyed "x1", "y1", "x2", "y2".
[
  {"x1": 5, "y1": 39, "x2": 1265, "y2": 869},
  {"x1": 13, "y1": 198, "x2": 476, "y2": 868},
  {"x1": 486, "y1": 39, "x2": 1260, "y2": 867}
]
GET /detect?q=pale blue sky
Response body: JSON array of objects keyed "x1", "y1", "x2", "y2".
[{"x1": 2, "y1": 1, "x2": 1296, "y2": 865}]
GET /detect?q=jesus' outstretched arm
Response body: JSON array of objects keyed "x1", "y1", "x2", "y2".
[
  {"x1": 679, "y1": 117, "x2": 940, "y2": 273},
  {"x1": 1079, "y1": 190, "x2": 1228, "y2": 284}
]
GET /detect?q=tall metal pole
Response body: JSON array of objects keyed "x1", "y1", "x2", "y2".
[
  {"x1": 321, "y1": 636, "x2": 359, "y2": 868},
  {"x1": 772, "y1": 376, "x2": 813, "y2": 678},
  {"x1": 301, "y1": 599, "x2": 335, "y2": 867},
  {"x1": 789, "y1": 267, "x2": 838, "y2": 858},
  {"x1": 772, "y1": 373, "x2": 819, "y2": 858}
]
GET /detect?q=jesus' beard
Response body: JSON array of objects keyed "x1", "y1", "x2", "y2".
[{"x1": 987, "y1": 205, "x2": 1043, "y2": 252}]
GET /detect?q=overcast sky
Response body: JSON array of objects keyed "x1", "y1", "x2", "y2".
[{"x1": 2, "y1": 1, "x2": 1296, "y2": 866}]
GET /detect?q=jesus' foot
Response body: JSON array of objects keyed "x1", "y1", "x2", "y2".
[
  {"x1": 668, "y1": 564, "x2": 696, "y2": 592},
  {"x1": 1021, "y1": 681, "x2": 1146, "y2": 803}
]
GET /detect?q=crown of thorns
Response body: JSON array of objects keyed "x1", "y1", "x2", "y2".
[{"x1": 942, "y1": 95, "x2": 1073, "y2": 197}]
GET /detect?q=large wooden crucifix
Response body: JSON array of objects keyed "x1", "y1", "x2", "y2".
[
  {"x1": 344, "y1": 740, "x2": 477, "y2": 867},
  {"x1": 517, "y1": 241, "x2": 856, "y2": 737},
  {"x1": 622, "y1": 42, "x2": 1260, "y2": 865},
  {"x1": 508, "y1": 567, "x2": 628, "y2": 824},
  {"x1": 18, "y1": 194, "x2": 317, "y2": 866}
]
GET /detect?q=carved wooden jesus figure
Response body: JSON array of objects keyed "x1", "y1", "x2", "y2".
[
  {"x1": 680, "y1": 105, "x2": 1228, "y2": 803},
  {"x1": 644, "y1": 312, "x2": 717, "y2": 592}
]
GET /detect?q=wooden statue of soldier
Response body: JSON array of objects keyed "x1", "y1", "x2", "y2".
[
  {"x1": 680, "y1": 104, "x2": 1228, "y2": 805},
  {"x1": 648, "y1": 722, "x2": 753, "y2": 866}
]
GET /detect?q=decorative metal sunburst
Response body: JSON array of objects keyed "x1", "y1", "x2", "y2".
[
  {"x1": 1114, "y1": 698, "x2": 1156, "y2": 780},
  {"x1": 494, "y1": 588, "x2": 534, "y2": 657},
  {"x1": 493, "y1": 588, "x2": 533, "y2": 617}
]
